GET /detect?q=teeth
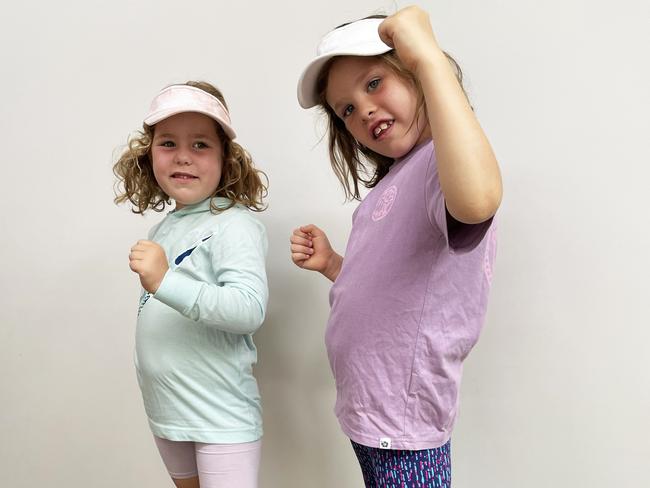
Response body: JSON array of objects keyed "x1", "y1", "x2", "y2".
[{"x1": 373, "y1": 121, "x2": 392, "y2": 137}]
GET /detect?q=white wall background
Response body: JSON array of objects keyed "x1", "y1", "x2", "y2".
[{"x1": 1, "y1": 1, "x2": 648, "y2": 486}]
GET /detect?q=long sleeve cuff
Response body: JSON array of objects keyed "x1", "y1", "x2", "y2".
[{"x1": 154, "y1": 269, "x2": 202, "y2": 317}]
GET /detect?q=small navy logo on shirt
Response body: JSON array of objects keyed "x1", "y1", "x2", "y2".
[
  {"x1": 379, "y1": 437, "x2": 392, "y2": 449},
  {"x1": 174, "y1": 234, "x2": 213, "y2": 265}
]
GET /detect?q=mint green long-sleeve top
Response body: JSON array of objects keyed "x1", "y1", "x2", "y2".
[{"x1": 134, "y1": 197, "x2": 268, "y2": 443}]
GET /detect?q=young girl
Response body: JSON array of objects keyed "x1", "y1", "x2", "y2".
[
  {"x1": 290, "y1": 7, "x2": 502, "y2": 487},
  {"x1": 114, "y1": 81, "x2": 268, "y2": 488}
]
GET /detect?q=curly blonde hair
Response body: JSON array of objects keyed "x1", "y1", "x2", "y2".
[
  {"x1": 315, "y1": 16, "x2": 467, "y2": 201},
  {"x1": 113, "y1": 81, "x2": 267, "y2": 214}
]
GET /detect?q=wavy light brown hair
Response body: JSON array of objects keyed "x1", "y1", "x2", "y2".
[
  {"x1": 316, "y1": 16, "x2": 467, "y2": 201},
  {"x1": 113, "y1": 81, "x2": 267, "y2": 214}
]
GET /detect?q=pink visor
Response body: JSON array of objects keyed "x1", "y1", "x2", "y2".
[{"x1": 143, "y1": 85, "x2": 236, "y2": 139}]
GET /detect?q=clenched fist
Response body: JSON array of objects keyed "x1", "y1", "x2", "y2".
[
  {"x1": 129, "y1": 240, "x2": 169, "y2": 293},
  {"x1": 378, "y1": 6, "x2": 441, "y2": 76},
  {"x1": 290, "y1": 224, "x2": 343, "y2": 282}
]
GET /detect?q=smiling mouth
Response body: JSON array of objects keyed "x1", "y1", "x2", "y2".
[
  {"x1": 172, "y1": 173, "x2": 198, "y2": 180},
  {"x1": 373, "y1": 120, "x2": 394, "y2": 139}
]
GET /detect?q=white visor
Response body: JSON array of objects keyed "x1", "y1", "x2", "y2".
[{"x1": 296, "y1": 18, "x2": 392, "y2": 109}]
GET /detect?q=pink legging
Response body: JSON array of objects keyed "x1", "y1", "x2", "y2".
[{"x1": 154, "y1": 436, "x2": 261, "y2": 488}]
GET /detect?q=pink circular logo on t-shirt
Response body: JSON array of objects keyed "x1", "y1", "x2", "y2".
[{"x1": 372, "y1": 185, "x2": 398, "y2": 221}]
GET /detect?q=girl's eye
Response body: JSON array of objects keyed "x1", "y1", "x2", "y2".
[
  {"x1": 160, "y1": 140, "x2": 175, "y2": 148},
  {"x1": 368, "y1": 78, "x2": 380, "y2": 91},
  {"x1": 193, "y1": 141, "x2": 208, "y2": 149},
  {"x1": 342, "y1": 105, "x2": 354, "y2": 118}
]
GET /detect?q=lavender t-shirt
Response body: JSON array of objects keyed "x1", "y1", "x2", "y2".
[{"x1": 326, "y1": 140, "x2": 497, "y2": 450}]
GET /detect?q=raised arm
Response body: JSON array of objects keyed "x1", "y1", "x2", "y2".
[{"x1": 379, "y1": 6, "x2": 502, "y2": 224}]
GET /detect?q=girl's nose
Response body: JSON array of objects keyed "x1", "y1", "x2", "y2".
[
  {"x1": 360, "y1": 102, "x2": 376, "y2": 121},
  {"x1": 174, "y1": 150, "x2": 191, "y2": 165}
]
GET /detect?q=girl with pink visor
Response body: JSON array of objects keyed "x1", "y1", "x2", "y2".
[
  {"x1": 114, "y1": 81, "x2": 268, "y2": 488},
  {"x1": 290, "y1": 7, "x2": 503, "y2": 487}
]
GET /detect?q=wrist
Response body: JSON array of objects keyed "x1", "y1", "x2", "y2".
[
  {"x1": 322, "y1": 253, "x2": 342, "y2": 282},
  {"x1": 148, "y1": 266, "x2": 169, "y2": 294},
  {"x1": 149, "y1": 280, "x2": 162, "y2": 294},
  {"x1": 143, "y1": 279, "x2": 160, "y2": 295},
  {"x1": 413, "y1": 47, "x2": 447, "y2": 79}
]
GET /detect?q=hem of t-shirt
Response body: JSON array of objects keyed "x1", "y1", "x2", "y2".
[
  {"x1": 148, "y1": 419, "x2": 263, "y2": 444},
  {"x1": 339, "y1": 422, "x2": 451, "y2": 451}
]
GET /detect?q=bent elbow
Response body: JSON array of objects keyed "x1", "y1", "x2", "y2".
[
  {"x1": 231, "y1": 296, "x2": 266, "y2": 335},
  {"x1": 247, "y1": 302, "x2": 266, "y2": 334},
  {"x1": 450, "y1": 190, "x2": 502, "y2": 225}
]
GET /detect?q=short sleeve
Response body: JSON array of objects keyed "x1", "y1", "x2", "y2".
[{"x1": 425, "y1": 151, "x2": 493, "y2": 253}]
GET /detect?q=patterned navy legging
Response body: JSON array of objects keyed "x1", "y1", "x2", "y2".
[{"x1": 351, "y1": 440, "x2": 451, "y2": 488}]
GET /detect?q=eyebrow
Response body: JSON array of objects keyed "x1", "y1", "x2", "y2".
[{"x1": 189, "y1": 133, "x2": 218, "y2": 139}]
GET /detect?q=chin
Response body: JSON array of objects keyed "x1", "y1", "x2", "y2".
[{"x1": 379, "y1": 143, "x2": 417, "y2": 159}]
